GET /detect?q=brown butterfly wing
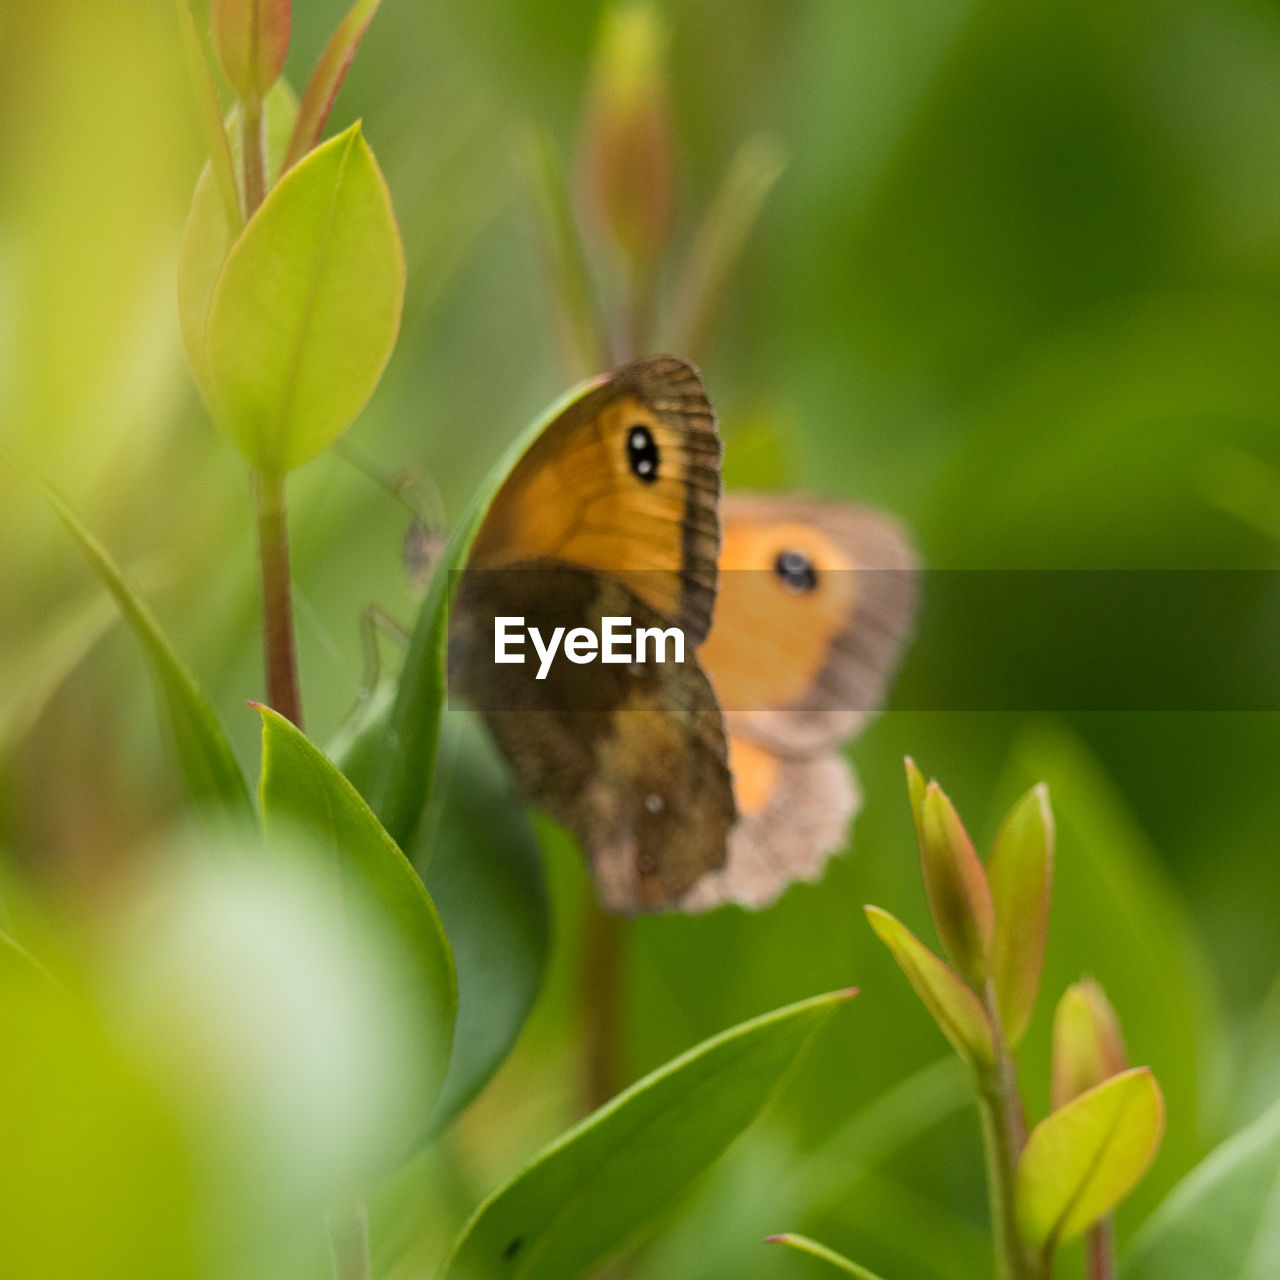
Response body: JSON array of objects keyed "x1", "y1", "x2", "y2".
[
  {"x1": 450, "y1": 565, "x2": 733, "y2": 912},
  {"x1": 450, "y1": 356, "x2": 733, "y2": 912},
  {"x1": 680, "y1": 737, "x2": 858, "y2": 913},
  {"x1": 702, "y1": 494, "x2": 918, "y2": 755},
  {"x1": 683, "y1": 494, "x2": 918, "y2": 911},
  {"x1": 467, "y1": 355, "x2": 720, "y2": 644}
]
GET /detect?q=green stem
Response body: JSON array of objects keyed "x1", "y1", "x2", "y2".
[
  {"x1": 975, "y1": 984, "x2": 1045, "y2": 1280},
  {"x1": 241, "y1": 90, "x2": 266, "y2": 216},
  {"x1": 327, "y1": 1195, "x2": 373, "y2": 1280},
  {"x1": 252, "y1": 470, "x2": 303, "y2": 728},
  {"x1": 976, "y1": 1081, "x2": 1023, "y2": 1280}
]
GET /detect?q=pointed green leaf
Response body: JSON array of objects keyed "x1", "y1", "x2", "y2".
[
  {"x1": 211, "y1": 0, "x2": 291, "y2": 98},
  {"x1": 1051, "y1": 979, "x2": 1127, "y2": 1110},
  {"x1": 1004, "y1": 725, "x2": 1216, "y2": 1219},
  {"x1": 256, "y1": 705, "x2": 456, "y2": 1133},
  {"x1": 346, "y1": 371, "x2": 610, "y2": 847},
  {"x1": 284, "y1": 0, "x2": 380, "y2": 171},
  {"x1": 988, "y1": 783, "x2": 1054, "y2": 1046},
  {"x1": 766, "y1": 1234, "x2": 892, "y2": 1279},
  {"x1": 439, "y1": 990, "x2": 853, "y2": 1280},
  {"x1": 1017, "y1": 1067, "x2": 1164, "y2": 1254},
  {"x1": 204, "y1": 122, "x2": 404, "y2": 473},
  {"x1": 178, "y1": 82, "x2": 298, "y2": 401},
  {"x1": 420, "y1": 713, "x2": 549, "y2": 1134},
  {"x1": 917, "y1": 782, "x2": 993, "y2": 985},
  {"x1": 865, "y1": 906, "x2": 994, "y2": 1066},
  {"x1": 1122, "y1": 1098, "x2": 1280, "y2": 1280},
  {"x1": 47, "y1": 488, "x2": 253, "y2": 828},
  {"x1": 904, "y1": 756, "x2": 926, "y2": 840}
]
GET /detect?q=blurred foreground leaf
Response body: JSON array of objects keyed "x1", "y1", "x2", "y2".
[
  {"x1": 256, "y1": 705, "x2": 456, "y2": 1136},
  {"x1": 439, "y1": 990, "x2": 853, "y2": 1280},
  {"x1": 766, "y1": 1233, "x2": 889, "y2": 1279},
  {"x1": 204, "y1": 122, "x2": 404, "y2": 473},
  {"x1": 1123, "y1": 1098, "x2": 1280, "y2": 1280},
  {"x1": 48, "y1": 488, "x2": 253, "y2": 828},
  {"x1": 0, "y1": 961, "x2": 200, "y2": 1280},
  {"x1": 1017, "y1": 1068, "x2": 1164, "y2": 1254},
  {"x1": 420, "y1": 712, "x2": 549, "y2": 1133}
]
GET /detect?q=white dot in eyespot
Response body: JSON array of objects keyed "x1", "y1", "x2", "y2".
[
  {"x1": 644, "y1": 793, "x2": 665, "y2": 815},
  {"x1": 630, "y1": 428, "x2": 647, "y2": 447},
  {"x1": 636, "y1": 458, "x2": 653, "y2": 475}
]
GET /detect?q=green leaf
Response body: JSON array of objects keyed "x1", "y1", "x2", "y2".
[
  {"x1": 211, "y1": 0, "x2": 291, "y2": 98},
  {"x1": 204, "y1": 122, "x2": 404, "y2": 474},
  {"x1": 1051, "y1": 979, "x2": 1127, "y2": 1111},
  {"x1": 175, "y1": 0, "x2": 241, "y2": 234},
  {"x1": 1122, "y1": 1098, "x2": 1280, "y2": 1280},
  {"x1": 0, "y1": 958, "x2": 202, "y2": 1280},
  {"x1": 988, "y1": 783, "x2": 1054, "y2": 1046},
  {"x1": 178, "y1": 81, "x2": 298, "y2": 401},
  {"x1": 47, "y1": 488, "x2": 253, "y2": 829},
  {"x1": 349, "y1": 372, "x2": 609, "y2": 848},
  {"x1": 420, "y1": 713, "x2": 549, "y2": 1134},
  {"x1": 916, "y1": 781, "x2": 993, "y2": 986},
  {"x1": 256, "y1": 704, "x2": 456, "y2": 1131},
  {"x1": 285, "y1": 0, "x2": 380, "y2": 171},
  {"x1": 439, "y1": 989, "x2": 853, "y2": 1280},
  {"x1": 864, "y1": 906, "x2": 993, "y2": 1066},
  {"x1": 1017, "y1": 1068, "x2": 1165, "y2": 1255},
  {"x1": 766, "y1": 1234, "x2": 891, "y2": 1279},
  {"x1": 1000, "y1": 724, "x2": 1217, "y2": 1219}
]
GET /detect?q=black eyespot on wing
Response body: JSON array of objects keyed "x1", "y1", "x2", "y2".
[
  {"x1": 503, "y1": 1237, "x2": 524, "y2": 1261},
  {"x1": 774, "y1": 549, "x2": 818, "y2": 593},
  {"x1": 626, "y1": 424, "x2": 660, "y2": 483}
]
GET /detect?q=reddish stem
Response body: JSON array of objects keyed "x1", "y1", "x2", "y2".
[{"x1": 253, "y1": 470, "x2": 303, "y2": 728}]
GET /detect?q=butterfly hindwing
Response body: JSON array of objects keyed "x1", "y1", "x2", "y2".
[
  {"x1": 681, "y1": 494, "x2": 918, "y2": 911},
  {"x1": 450, "y1": 563, "x2": 733, "y2": 912}
]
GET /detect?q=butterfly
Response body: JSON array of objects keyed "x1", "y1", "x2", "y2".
[{"x1": 446, "y1": 355, "x2": 917, "y2": 914}]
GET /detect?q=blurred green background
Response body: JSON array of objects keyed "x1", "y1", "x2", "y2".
[{"x1": 4, "y1": 1, "x2": 1280, "y2": 1277}]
